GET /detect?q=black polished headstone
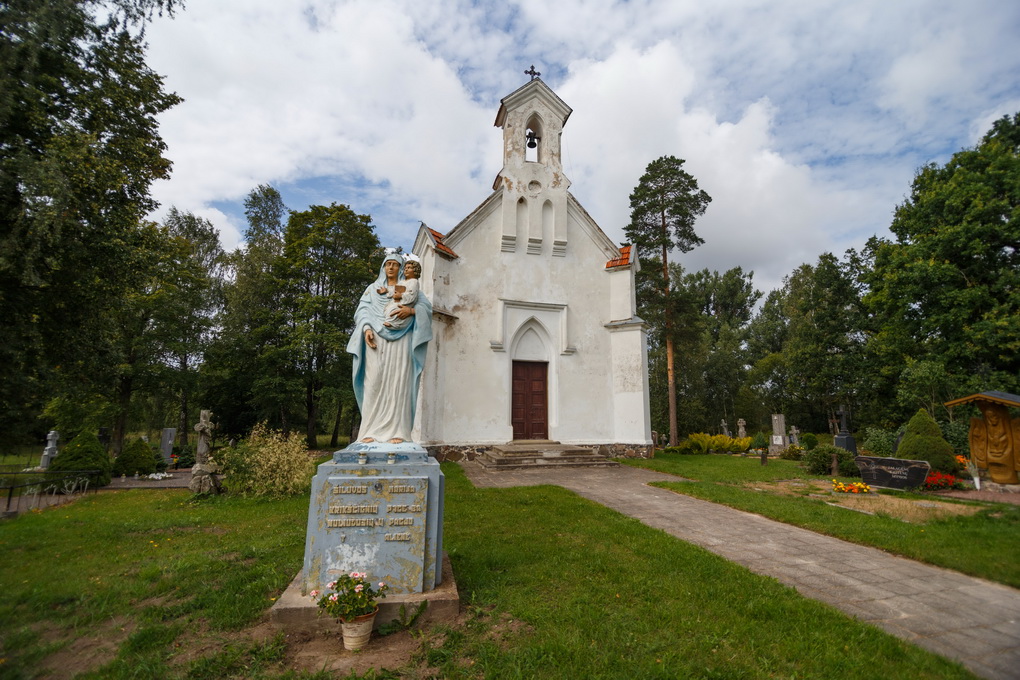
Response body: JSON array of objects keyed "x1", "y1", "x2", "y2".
[{"x1": 855, "y1": 456, "x2": 931, "y2": 489}]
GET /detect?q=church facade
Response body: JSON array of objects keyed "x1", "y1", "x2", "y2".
[{"x1": 411, "y1": 78, "x2": 651, "y2": 456}]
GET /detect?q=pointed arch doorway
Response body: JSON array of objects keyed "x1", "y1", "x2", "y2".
[{"x1": 511, "y1": 360, "x2": 547, "y2": 440}]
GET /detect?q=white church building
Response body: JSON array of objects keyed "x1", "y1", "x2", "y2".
[{"x1": 411, "y1": 77, "x2": 651, "y2": 458}]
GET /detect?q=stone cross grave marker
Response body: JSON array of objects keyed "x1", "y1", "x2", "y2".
[{"x1": 40, "y1": 430, "x2": 59, "y2": 469}]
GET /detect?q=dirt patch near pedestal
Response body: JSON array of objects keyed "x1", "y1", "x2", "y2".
[
  {"x1": 744, "y1": 480, "x2": 985, "y2": 523},
  {"x1": 33, "y1": 616, "x2": 136, "y2": 679}
]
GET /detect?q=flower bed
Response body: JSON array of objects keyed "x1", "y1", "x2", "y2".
[
  {"x1": 921, "y1": 470, "x2": 963, "y2": 491},
  {"x1": 831, "y1": 480, "x2": 871, "y2": 494}
]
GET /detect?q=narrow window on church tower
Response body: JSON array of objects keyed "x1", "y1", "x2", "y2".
[
  {"x1": 516, "y1": 197, "x2": 528, "y2": 239},
  {"x1": 525, "y1": 115, "x2": 543, "y2": 163}
]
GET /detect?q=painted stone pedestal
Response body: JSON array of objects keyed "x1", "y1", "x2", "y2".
[{"x1": 302, "y1": 442, "x2": 444, "y2": 596}]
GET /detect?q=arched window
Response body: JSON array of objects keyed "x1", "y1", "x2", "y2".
[{"x1": 525, "y1": 114, "x2": 544, "y2": 163}]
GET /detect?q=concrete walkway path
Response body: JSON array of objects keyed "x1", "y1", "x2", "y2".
[{"x1": 459, "y1": 461, "x2": 1020, "y2": 680}]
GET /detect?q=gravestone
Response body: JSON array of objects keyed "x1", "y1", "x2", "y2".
[
  {"x1": 736, "y1": 418, "x2": 746, "y2": 438},
  {"x1": 159, "y1": 428, "x2": 176, "y2": 464},
  {"x1": 720, "y1": 419, "x2": 730, "y2": 437},
  {"x1": 789, "y1": 426, "x2": 800, "y2": 446},
  {"x1": 834, "y1": 405, "x2": 858, "y2": 455},
  {"x1": 40, "y1": 430, "x2": 59, "y2": 469},
  {"x1": 855, "y1": 456, "x2": 930, "y2": 489},
  {"x1": 302, "y1": 443, "x2": 444, "y2": 595},
  {"x1": 769, "y1": 414, "x2": 788, "y2": 454}
]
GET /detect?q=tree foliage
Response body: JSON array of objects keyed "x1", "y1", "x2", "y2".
[
  {"x1": 0, "y1": 0, "x2": 181, "y2": 442},
  {"x1": 626, "y1": 156, "x2": 711, "y2": 445},
  {"x1": 865, "y1": 112, "x2": 1020, "y2": 400},
  {"x1": 203, "y1": 188, "x2": 379, "y2": 442}
]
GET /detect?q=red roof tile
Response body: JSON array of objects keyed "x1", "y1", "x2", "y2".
[
  {"x1": 605, "y1": 245, "x2": 631, "y2": 269},
  {"x1": 429, "y1": 228, "x2": 458, "y2": 258}
]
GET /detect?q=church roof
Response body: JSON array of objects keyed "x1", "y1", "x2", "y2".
[
  {"x1": 606, "y1": 245, "x2": 632, "y2": 269},
  {"x1": 413, "y1": 222, "x2": 459, "y2": 260},
  {"x1": 426, "y1": 227, "x2": 458, "y2": 259}
]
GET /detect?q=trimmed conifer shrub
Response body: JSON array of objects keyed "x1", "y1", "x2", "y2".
[
  {"x1": 804, "y1": 444, "x2": 859, "y2": 477},
  {"x1": 112, "y1": 438, "x2": 157, "y2": 477},
  {"x1": 800, "y1": 432, "x2": 818, "y2": 450},
  {"x1": 750, "y1": 431, "x2": 768, "y2": 450},
  {"x1": 49, "y1": 431, "x2": 112, "y2": 486},
  {"x1": 153, "y1": 446, "x2": 168, "y2": 473},
  {"x1": 896, "y1": 409, "x2": 958, "y2": 474}
]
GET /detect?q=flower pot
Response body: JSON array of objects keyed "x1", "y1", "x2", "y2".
[{"x1": 340, "y1": 609, "x2": 378, "y2": 650}]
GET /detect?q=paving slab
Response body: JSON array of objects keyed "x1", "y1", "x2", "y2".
[{"x1": 459, "y1": 461, "x2": 1020, "y2": 680}]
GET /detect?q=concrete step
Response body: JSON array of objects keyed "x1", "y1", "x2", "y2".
[{"x1": 477, "y1": 445, "x2": 620, "y2": 470}]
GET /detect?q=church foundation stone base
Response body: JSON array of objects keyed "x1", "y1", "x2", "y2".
[
  {"x1": 425, "y1": 442, "x2": 652, "y2": 463},
  {"x1": 270, "y1": 553, "x2": 460, "y2": 634}
]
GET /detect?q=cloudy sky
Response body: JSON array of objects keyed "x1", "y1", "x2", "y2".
[{"x1": 144, "y1": 0, "x2": 1020, "y2": 294}]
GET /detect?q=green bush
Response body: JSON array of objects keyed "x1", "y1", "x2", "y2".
[
  {"x1": 939, "y1": 419, "x2": 970, "y2": 458},
  {"x1": 804, "y1": 444, "x2": 859, "y2": 477},
  {"x1": 800, "y1": 432, "x2": 818, "y2": 450},
  {"x1": 153, "y1": 447, "x2": 168, "y2": 473},
  {"x1": 173, "y1": 444, "x2": 195, "y2": 468},
  {"x1": 112, "y1": 438, "x2": 156, "y2": 477},
  {"x1": 49, "y1": 431, "x2": 112, "y2": 487},
  {"x1": 750, "y1": 432, "x2": 768, "y2": 450},
  {"x1": 897, "y1": 409, "x2": 958, "y2": 474},
  {"x1": 861, "y1": 426, "x2": 895, "y2": 456},
  {"x1": 779, "y1": 445, "x2": 804, "y2": 461},
  {"x1": 218, "y1": 423, "x2": 314, "y2": 497}
]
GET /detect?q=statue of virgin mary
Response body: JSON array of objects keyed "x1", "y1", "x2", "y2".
[{"x1": 346, "y1": 250, "x2": 432, "y2": 444}]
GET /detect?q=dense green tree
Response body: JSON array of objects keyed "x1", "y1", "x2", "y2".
[
  {"x1": 865, "y1": 112, "x2": 1020, "y2": 400},
  {"x1": 895, "y1": 359, "x2": 960, "y2": 423},
  {"x1": 205, "y1": 190, "x2": 380, "y2": 443},
  {"x1": 203, "y1": 186, "x2": 296, "y2": 435},
  {"x1": 0, "y1": 0, "x2": 180, "y2": 441},
  {"x1": 626, "y1": 156, "x2": 711, "y2": 445},
  {"x1": 281, "y1": 203, "x2": 379, "y2": 447},
  {"x1": 157, "y1": 208, "x2": 226, "y2": 445},
  {"x1": 686, "y1": 267, "x2": 761, "y2": 428},
  {"x1": 745, "y1": 288, "x2": 792, "y2": 420},
  {"x1": 744, "y1": 251, "x2": 865, "y2": 434},
  {"x1": 786, "y1": 252, "x2": 867, "y2": 431}
]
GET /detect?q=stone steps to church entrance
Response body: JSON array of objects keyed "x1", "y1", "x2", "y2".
[{"x1": 478, "y1": 441, "x2": 620, "y2": 469}]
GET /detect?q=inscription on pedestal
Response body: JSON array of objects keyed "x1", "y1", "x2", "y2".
[{"x1": 303, "y1": 444, "x2": 444, "y2": 596}]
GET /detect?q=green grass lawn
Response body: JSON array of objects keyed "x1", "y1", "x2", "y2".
[
  {"x1": 1, "y1": 444, "x2": 42, "y2": 469},
  {"x1": 620, "y1": 452, "x2": 1020, "y2": 588},
  {"x1": 0, "y1": 461, "x2": 980, "y2": 679}
]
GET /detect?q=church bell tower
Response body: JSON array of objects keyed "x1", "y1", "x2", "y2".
[{"x1": 492, "y1": 73, "x2": 573, "y2": 256}]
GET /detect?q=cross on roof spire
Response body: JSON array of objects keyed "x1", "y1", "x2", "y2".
[{"x1": 524, "y1": 65, "x2": 541, "y2": 81}]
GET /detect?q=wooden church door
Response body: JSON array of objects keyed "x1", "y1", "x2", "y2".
[{"x1": 511, "y1": 361, "x2": 548, "y2": 440}]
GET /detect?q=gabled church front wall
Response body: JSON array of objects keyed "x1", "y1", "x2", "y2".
[{"x1": 412, "y1": 78, "x2": 650, "y2": 449}]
